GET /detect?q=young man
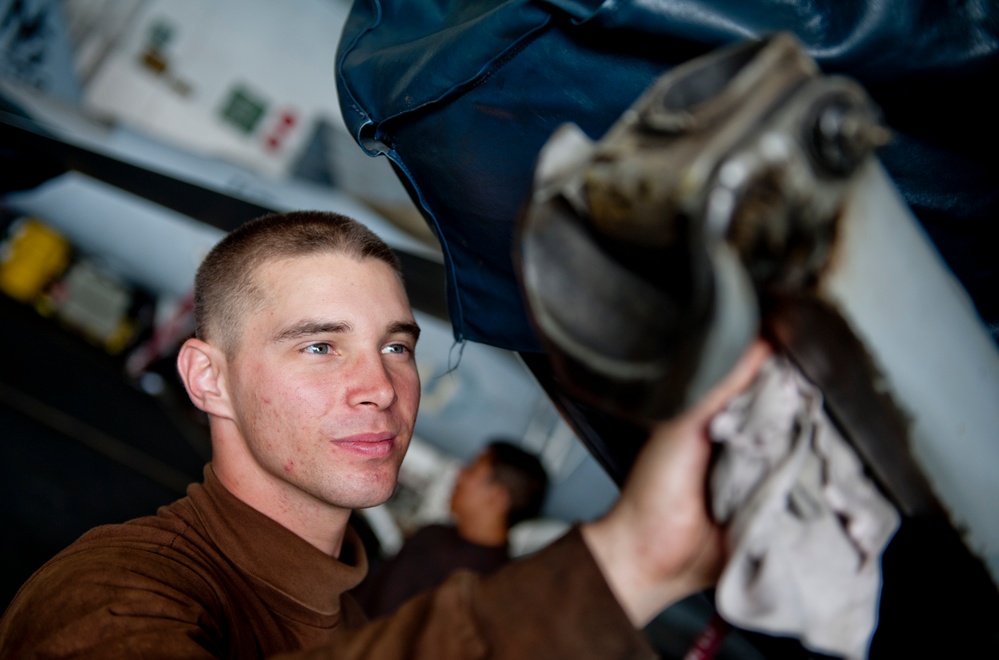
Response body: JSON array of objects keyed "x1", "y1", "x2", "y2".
[
  {"x1": 353, "y1": 440, "x2": 549, "y2": 618},
  {"x1": 0, "y1": 211, "x2": 769, "y2": 657}
]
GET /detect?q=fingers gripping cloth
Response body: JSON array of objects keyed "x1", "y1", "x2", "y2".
[{"x1": 709, "y1": 355, "x2": 900, "y2": 659}]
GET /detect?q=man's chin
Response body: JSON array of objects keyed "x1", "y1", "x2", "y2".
[{"x1": 336, "y1": 474, "x2": 399, "y2": 510}]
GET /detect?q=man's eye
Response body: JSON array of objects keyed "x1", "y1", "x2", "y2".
[
  {"x1": 304, "y1": 343, "x2": 332, "y2": 355},
  {"x1": 381, "y1": 343, "x2": 409, "y2": 355}
]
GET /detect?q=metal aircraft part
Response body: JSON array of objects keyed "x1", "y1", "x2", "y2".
[
  {"x1": 518, "y1": 33, "x2": 999, "y2": 585},
  {"x1": 798, "y1": 160, "x2": 999, "y2": 576},
  {"x1": 519, "y1": 32, "x2": 884, "y2": 422}
]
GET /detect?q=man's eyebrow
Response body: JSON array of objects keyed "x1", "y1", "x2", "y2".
[
  {"x1": 271, "y1": 320, "x2": 351, "y2": 343},
  {"x1": 390, "y1": 321, "x2": 421, "y2": 342}
]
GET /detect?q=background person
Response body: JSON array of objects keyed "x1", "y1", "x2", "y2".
[{"x1": 353, "y1": 440, "x2": 549, "y2": 618}]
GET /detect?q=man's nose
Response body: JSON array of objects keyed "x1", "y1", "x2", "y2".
[{"x1": 347, "y1": 352, "x2": 397, "y2": 409}]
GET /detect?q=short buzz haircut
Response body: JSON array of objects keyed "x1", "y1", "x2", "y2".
[
  {"x1": 193, "y1": 210, "x2": 402, "y2": 357},
  {"x1": 485, "y1": 440, "x2": 549, "y2": 527}
]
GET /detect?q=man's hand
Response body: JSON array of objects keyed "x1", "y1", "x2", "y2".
[{"x1": 581, "y1": 339, "x2": 772, "y2": 627}]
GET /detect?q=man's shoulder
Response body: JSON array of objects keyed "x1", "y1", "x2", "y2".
[
  {"x1": 65, "y1": 493, "x2": 202, "y2": 553},
  {"x1": 0, "y1": 496, "x2": 233, "y2": 658},
  {"x1": 26, "y1": 495, "x2": 218, "y2": 591},
  {"x1": 6, "y1": 491, "x2": 230, "y2": 614}
]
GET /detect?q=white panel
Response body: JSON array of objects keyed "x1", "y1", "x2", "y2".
[{"x1": 820, "y1": 162, "x2": 999, "y2": 583}]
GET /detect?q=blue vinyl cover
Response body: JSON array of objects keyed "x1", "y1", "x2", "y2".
[{"x1": 336, "y1": 0, "x2": 998, "y2": 353}]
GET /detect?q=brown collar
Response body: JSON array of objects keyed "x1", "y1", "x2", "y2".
[{"x1": 188, "y1": 464, "x2": 368, "y2": 617}]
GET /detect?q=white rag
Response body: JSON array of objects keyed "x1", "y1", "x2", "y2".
[{"x1": 709, "y1": 354, "x2": 900, "y2": 659}]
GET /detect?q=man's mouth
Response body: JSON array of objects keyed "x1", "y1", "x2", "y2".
[{"x1": 330, "y1": 432, "x2": 397, "y2": 458}]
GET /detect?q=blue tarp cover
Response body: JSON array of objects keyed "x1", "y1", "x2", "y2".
[{"x1": 336, "y1": 0, "x2": 998, "y2": 352}]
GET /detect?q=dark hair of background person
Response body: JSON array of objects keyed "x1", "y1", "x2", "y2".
[{"x1": 485, "y1": 440, "x2": 549, "y2": 527}]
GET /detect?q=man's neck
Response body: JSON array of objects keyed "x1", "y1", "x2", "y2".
[{"x1": 212, "y1": 456, "x2": 351, "y2": 557}]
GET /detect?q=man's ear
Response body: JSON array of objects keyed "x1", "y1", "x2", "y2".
[{"x1": 177, "y1": 338, "x2": 233, "y2": 419}]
